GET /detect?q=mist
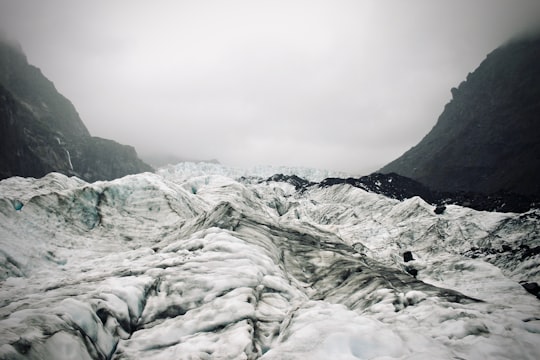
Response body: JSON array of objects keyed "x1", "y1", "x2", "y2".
[{"x1": 1, "y1": 0, "x2": 539, "y2": 174}]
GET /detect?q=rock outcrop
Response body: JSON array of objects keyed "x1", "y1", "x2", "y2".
[
  {"x1": 0, "y1": 37, "x2": 152, "y2": 182},
  {"x1": 318, "y1": 172, "x2": 538, "y2": 213},
  {"x1": 380, "y1": 36, "x2": 540, "y2": 197}
]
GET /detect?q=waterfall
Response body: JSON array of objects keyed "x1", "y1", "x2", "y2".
[{"x1": 65, "y1": 149, "x2": 73, "y2": 170}]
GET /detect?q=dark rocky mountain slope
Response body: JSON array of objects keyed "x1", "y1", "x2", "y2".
[
  {"x1": 317, "y1": 173, "x2": 538, "y2": 213},
  {"x1": 0, "y1": 38, "x2": 152, "y2": 182},
  {"x1": 380, "y1": 36, "x2": 540, "y2": 197},
  {"x1": 264, "y1": 172, "x2": 536, "y2": 213}
]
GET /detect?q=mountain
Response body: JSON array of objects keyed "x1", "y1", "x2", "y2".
[
  {"x1": 0, "y1": 163, "x2": 539, "y2": 359},
  {"x1": 380, "y1": 36, "x2": 540, "y2": 196},
  {"x1": 0, "y1": 37, "x2": 153, "y2": 182}
]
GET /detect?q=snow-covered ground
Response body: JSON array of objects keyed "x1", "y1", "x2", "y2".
[
  {"x1": 0, "y1": 163, "x2": 539, "y2": 359},
  {"x1": 157, "y1": 161, "x2": 351, "y2": 183}
]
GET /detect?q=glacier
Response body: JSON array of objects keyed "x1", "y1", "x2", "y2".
[{"x1": 0, "y1": 163, "x2": 539, "y2": 359}]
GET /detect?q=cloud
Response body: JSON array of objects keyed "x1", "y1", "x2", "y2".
[{"x1": 1, "y1": 0, "x2": 540, "y2": 174}]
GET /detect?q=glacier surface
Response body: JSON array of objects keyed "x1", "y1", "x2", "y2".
[{"x1": 0, "y1": 163, "x2": 539, "y2": 359}]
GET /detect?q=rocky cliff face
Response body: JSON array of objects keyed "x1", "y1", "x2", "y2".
[
  {"x1": 380, "y1": 36, "x2": 540, "y2": 196},
  {"x1": 0, "y1": 38, "x2": 153, "y2": 182}
]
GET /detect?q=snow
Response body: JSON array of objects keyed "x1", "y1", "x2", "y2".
[
  {"x1": 0, "y1": 164, "x2": 539, "y2": 359},
  {"x1": 157, "y1": 161, "x2": 350, "y2": 183}
]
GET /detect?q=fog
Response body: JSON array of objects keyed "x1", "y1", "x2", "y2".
[{"x1": 1, "y1": 0, "x2": 539, "y2": 174}]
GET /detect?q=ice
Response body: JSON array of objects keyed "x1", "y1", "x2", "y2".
[
  {"x1": 0, "y1": 166, "x2": 539, "y2": 359},
  {"x1": 0, "y1": 172, "x2": 87, "y2": 203},
  {"x1": 261, "y1": 301, "x2": 451, "y2": 360},
  {"x1": 24, "y1": 331, "x2": 93, "y2": 360},
  {"x1": 157, "y1": 161, "x2": 350, "y2": 183}
]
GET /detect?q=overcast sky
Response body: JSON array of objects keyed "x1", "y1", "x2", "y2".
[{"x1": 1, "y1": 1, "x2": 539, "y2": 174}]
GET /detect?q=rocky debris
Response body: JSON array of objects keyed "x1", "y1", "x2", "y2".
[
  {"x1": 521, "y1": 245, "x2": 540, "y2": 261},
  {"x1": 405, "y1": 266, "x2": 418, "y2": 278},
  {"x1": 403, "y1": 251, "x2": 417, "y2": 277},
  {"x1": 264, "y1": 170, "x2": 538, "y2": 213},
  {"x1": 434, "y1": 205, "x2": 446, "y2": 214},
  {"x1": 266, "y1": 173, "x2": 315, "y2": 191},
  {"x1": 463, "y1": 244, "x2": 540, "y2": 261},
  {"x1": 521, "y1": 282, "x2": 540, "y2": 299},
  {"x1": 318, "y1": 172, "x2": 539, "y2": 213},
  {"x1": 323, "y1": 173, "x2": 435, "y2": 201},
  {"x1": 462, "y1": 242, "x2": 540, "y2": 296},
  {"x1": 403, "y1": 251, "x2": 414, "y2": 262}
]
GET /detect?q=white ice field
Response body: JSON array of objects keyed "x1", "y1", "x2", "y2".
[{"x1": 0, "y1": 163, "x2": 539, "y2": 359}]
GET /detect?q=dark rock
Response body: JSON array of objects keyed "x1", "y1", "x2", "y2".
[
  {"x1": 501, "y1": 244, "x2": 512, "y2": 252},
  {"x1": 319, "y1": 173, "x2": 436, "y2": 201},
  {"x1": 380, "y1": 36, "x2": 540, "y2": 198},
  {"x1": 266, "y1": 174, "x2": 315, "y2": 191},
  {"x1": 405, "y1": 266, "x2": 418, "y2": 278},
  {"x1": 521, "y1": 282, "x2": 540, "y2": 299},
  {"x1": 403, "y1": 251, "x2": 414, "y2": 262},
  {"x1": 318, "y1": 172, "x2": 538, "y2": 213},
  {"x1": 434, "y1": 205, "x2": 446, "y2": 214},
  {"x1": 521, "y1": 246, "x2": 540, "y2": 260},
  {"x1": 0, "y1": 38, "x2": 153, "y2": 182}
]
